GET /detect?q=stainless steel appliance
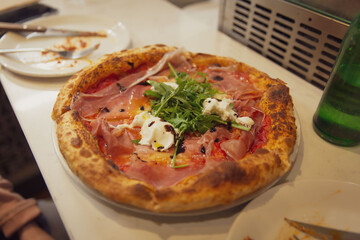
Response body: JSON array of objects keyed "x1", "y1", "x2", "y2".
[{"x1": 218, "y1": 0, "x2": 359, "y2": 89}]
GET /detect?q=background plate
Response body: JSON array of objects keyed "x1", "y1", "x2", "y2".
[
  {"x1": 227, "y1": 179, "x2": 360, "y2": 240},
  {"x1": 0, "y1": 14, "x2": 130, "y2": 77}
]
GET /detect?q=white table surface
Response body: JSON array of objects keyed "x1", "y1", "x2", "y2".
[{"x1": 0, "y1": 0, "x2": 359, "y2": 239}]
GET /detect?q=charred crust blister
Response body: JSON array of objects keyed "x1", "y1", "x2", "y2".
[
  {"x1": 254, "y1": 148, "x2": 270, "y2": 155},
  {"x1": 268, "y1": 85, "x2": 290, "y2": 104},
  {"x1": 71, "y1": 136, "x2": 83, "y2": 148},
  {"x1": 79, "y1": 148, "x2": 92, "y2": 158},
  {"x1": 131, "y1": 184, "x2": 152, "y2": 201},
  {"x1": 196, "y1": 162, "x2": 247, "y2": 188},
  {"x1": 155, "y1": 188, "x2": 174, "y2": 200}
]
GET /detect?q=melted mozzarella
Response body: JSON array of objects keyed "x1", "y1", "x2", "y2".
[
  {"x1": 202, "y1": 98, "x2": 254, "y2": 128},
  {"x1": 236, "y1": 116, "x2": 254, "y2": 128},
  {"x1": 131, "y1": 111, "x2": 152, "y2": 127},
  {"x1": 113, "y1": 111, "x2": 177, "y2": 151},
  {"x1": 139, "y1": 116, "x2": 176, "y2": 151},
  {"x1": 203, "y1": 98, "x2": 237, "y2": 122}
]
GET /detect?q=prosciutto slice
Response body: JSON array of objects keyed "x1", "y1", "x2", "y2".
[
  {"x1": 197, "y1": 108, "x2": 265, "y2": 161},
  {"x1": 203, "y1": 65, "x2": 263, "y2": 101},
  {"x1": 198, "y1": 127, "x2": 232, "y2": 157},
  {"x1": 123, "y1": 160, "x2": 203, "y2": 188},
  {"x1": 90, "y1": 118, "x2": 135, "y2": 157},
  {"x1": 220, "y1": 131, "x2": 254, "y2": 159},
  {"x1": 71, "y1": 84, "x2": 149, "y2": 120},
  {"x1": 126, "y1": 47, "x2": 191, "y2": 89}
]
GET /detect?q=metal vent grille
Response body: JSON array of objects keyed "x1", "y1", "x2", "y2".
[{"x1": 219, "y1": 0, "x2": 349, "y2": 89}]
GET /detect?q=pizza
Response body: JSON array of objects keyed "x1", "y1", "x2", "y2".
[{"x1": 52, "y1": 44, "x2": 297, "y2": 213}]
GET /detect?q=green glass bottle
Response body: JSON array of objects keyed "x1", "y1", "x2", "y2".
[{"x1": 313, "y1": 13, "x2": 360, "y2": 146}]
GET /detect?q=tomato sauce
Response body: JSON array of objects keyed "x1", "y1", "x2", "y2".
[{"x1": 211, "y1": 138, "x2": 228, "y2": 159}]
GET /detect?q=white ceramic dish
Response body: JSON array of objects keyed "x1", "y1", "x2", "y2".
[
  {"x1": 227, "y1": 179, "x2": 360, "y2": 240},
  {"x1": 0, "y1": 15, "x2": 130, "y2": 77}
]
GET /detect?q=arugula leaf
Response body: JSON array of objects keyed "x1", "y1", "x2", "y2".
[
  {"x1": 131, "y1": 139, "x2": 141, "y2": 145},
  {"x1": 144, "y1": 63, "x2": 249, "y2": 168}
]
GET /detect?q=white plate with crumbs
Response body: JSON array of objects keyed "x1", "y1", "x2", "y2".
[
  {"x1": 227, "y1": 179, "x2": 360, "y2": 240},
  {"x1": 0, "y1": 14, "x2": 130, "y2": 77}
]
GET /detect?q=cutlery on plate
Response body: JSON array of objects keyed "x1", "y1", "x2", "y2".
[
  {"x1": 0, "y1": 43, "x2": 100, "y2": 60},
  {"x1": 0, "y1": 22, "x2": 107, "y2": 38},
  {"x1": 285, "y1": 218, "x2": 360, "y2": 240}
]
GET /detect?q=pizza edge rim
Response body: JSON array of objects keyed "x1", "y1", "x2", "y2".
[{"x1": 52, "y1": 44, "x2": 297, "y2": 213}]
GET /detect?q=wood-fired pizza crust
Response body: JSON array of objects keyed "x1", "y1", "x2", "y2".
[{"x1": 52, "y1": 44, "x2": 296, "y2": 213}]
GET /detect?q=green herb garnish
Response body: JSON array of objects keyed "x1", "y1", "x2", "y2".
[
  {"x1": 131, "y1": 139, "x2": 141, "y2": 145},
  {"x1": 144, "y1": 63, "x2": 250, "y2": 168}
]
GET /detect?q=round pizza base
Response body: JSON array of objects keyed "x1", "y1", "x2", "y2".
[{"x1": 52, "y1": 45, "x2": 298, "y2": 214}]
